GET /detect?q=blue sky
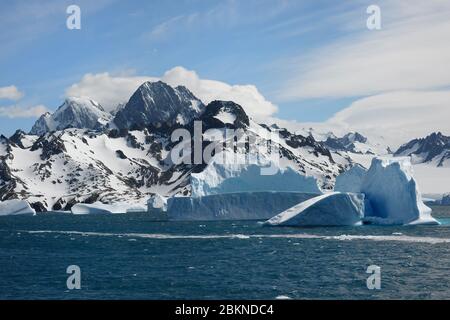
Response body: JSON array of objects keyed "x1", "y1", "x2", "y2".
[{"x1": 1, "y1": 0, "x2": 450, "y2": 146}]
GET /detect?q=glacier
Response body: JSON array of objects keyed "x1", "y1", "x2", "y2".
[
  {"x1": 361, "y1": 157, "x2": 439, "y2": 225},
  {"x1": 167, "y1": 192, "x2": 319, "y2": 221},
  {"x1": 334, "y1": 164, "x2": 367, "y2": 193},
  {"x1": 0, "y1": 199, "x2": 36, "y2": 216},
  {"x1": 264, "y1": 192, "x2": 365, "y2": 227}
]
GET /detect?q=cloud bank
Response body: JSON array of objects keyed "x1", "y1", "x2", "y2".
[
  {"x1": 66, "y1": 66, "x2": 278, "y2": 120},
  {"x1": 276, "y1": 0, "x2": 450, "y2": 148}
]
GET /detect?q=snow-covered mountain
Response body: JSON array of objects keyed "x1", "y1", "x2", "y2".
[
  {"x1": 395, "y1": 132, "x2": 450, "y2": 167},
  {"x1": 30, "y1": 97, "x2": 112, "y2": 135},
  {"x1": 1, "y1": 81, "x2": 377, "y2": 212},
  {"x1": 113, "y1": 81, "x2": 205, "y2": 130}
]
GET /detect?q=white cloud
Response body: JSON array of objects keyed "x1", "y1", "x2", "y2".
[
  {"x1": 0, "y1": 104, "x2": 49, "y2": 118},
  {"x1": 277, "y1": 0, "x2": 450, "y2": 100},
  {"x1": 66, "y1": 66, "x2": 278, "y2": 120},
  {"x1": 161, "y1": 67, "x2": 278, "y2": 120},
  {"x1": 0, "y1": 85, "x2": 24, "y2": 101},
  {"x1": 66, "y1": 73, "x2": 157, "y2": 112},
  {"x1": 324, "y1": 90, "x2": 450, "y2": 149}
]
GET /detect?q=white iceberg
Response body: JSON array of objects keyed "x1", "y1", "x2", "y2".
[
  {"x1": 147, "y1": 194, "x2": 168, "y2": 212},
  {"x1": 168, "y1": 192, "x2": 319, "y2": 221},
  {"x1": 264, "y1": 192, "x2": 365, "y2": 227},
  {"x1": 361, "y1": 157, "x2": 439, "y2": 225},
  {"x1": 190, "y1": 162, "x2": 321, "y2": 197},
  {"x1": 71, "y1": 202, "x2": 146, "y2": 215},
  {"x1": 334, "y1": 164, "x2": 367, "y2": 193},
  {"x1": 0, "y1": 199, "x2": 36, "y2": 216}
]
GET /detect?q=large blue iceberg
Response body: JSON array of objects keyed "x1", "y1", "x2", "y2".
[
  {"x1": 167, "y1": 192, "x2": 319, "y2": 221},
  {"x1": 265, "y1": 157, "x2": 439, "y2": 227},
  {"x1": 361, "y1": 157, "x2": 438, "y2": 225}
]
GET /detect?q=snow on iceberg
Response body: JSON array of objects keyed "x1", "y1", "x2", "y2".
[
  {"x1": 0, "y1": 199, "x2": 36, "y2": 216},
  {"x1": 167, "y1": 192, "x2": 319, "y2": 221},
  {"x1": 361, "y1": 157, "x2": 439, "y2": 225},
  {"x1": 71, "y1": 202, "x2": 146, "y2": 214},
  {"x1": 334, "y1": 164, "x2": 367, "y2": 193},
  {"x1": 190, "y1": 162, "x2": 321, "y2": 197},
  {"x1": 264, "y1": 192, "x2": 365, "y2": 227}
]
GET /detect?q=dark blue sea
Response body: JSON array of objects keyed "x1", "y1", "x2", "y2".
[{"x1": 1, "y1": 210, "x2": 450, "y2": 300}]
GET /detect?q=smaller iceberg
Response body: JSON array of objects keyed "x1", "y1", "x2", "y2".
[
  {"x1": 361, "y1": 157, "x2": 439, "y2": 225},
  {"x1": 71, "y1": 202, "x2": 146, "y2": 214},
  {"x1": 334, "y1": 164, "x2": 367, "y2": 193},
  {"x1": 0, "y1": 199, "x2": 36, "y2": 216},
  {"x1": 441, "y1": 194, "x2": 450, "y2": 206},
  {"x1": 147, "y1": 194, "x2": 168, "y2": 212},
  {"x1": 265, "y1": 192, "x2": 365, "y2": 227}
]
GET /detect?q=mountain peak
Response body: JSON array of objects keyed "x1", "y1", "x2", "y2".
[
  {"x1": 30, "y1": 97, "x2": 111, "y2": 136},
  {"x1": 395, "y1": 132, "x2": 450, "y2": 166},
  {"x1": 200, "y1": 100, "x2": 250, "y2": 129},
  {"x1": 113, "y1": 81, "x2": 204, "y2": 130}
]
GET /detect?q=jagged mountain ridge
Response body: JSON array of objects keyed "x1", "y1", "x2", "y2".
[
  {"x1": 395, "y1": 132, "x2": 450, "y2": 167},
  {"x1": 30, "y1": 97, "x2": 112, "y2": 135},
  {"x1": 113, "y1": 81, "x2": 205, "y2": 130},
  {"x1": 1, "y1": 81, "x2": 356, "y2": 212}
]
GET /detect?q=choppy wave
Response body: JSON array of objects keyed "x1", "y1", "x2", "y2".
[{"x1": 16, "y1": 230, "x2": 450, "y2": 244}]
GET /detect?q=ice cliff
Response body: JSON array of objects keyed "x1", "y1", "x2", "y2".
[
  {"x1": 190, "y1": 162, "x2": 321, "y2": 197},
  {"x1": 167, "y1": 192, "x2": 319, "y2": 221}
]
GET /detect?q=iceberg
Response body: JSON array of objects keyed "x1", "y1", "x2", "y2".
[
  {"x1": 147, "y1": 194, "x2": 168, "y2": 212},
  {"x1": 441, "y1": 194, "x2": 450, "y2": 206},
  {"x1": 167, "y1": 192, "x2": 319, "y2": 221},
  {"x1": 71, "y1": 202, "x2": 146, "y2": 215},
  {"x1": 334, "y1": 164, "x2": 367, "y2": 193},
  {"x1": 264, "y1": 192, "x2": 365, "y2": 227},
  {"x1": 361, "y1": 157, "x2": 439, "y2": 225},
  {"x1": 190, "y1": 163, "x2": 321, "y2": 197},
  {"x1": 0, "y1": 199, "x2": 36, "y2": 216}
]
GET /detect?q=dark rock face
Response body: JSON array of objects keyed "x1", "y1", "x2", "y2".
[
  {"x1": 278, "y1": 129, "x2": 333, "y2": 162},
  {"x1": 395, "y1": 132, "x2": 450, "y2": 166},
  {"x1": 30, "y1": 134, "x2": 67, "y2": 161},
  {"x1": 199, "y1": 100, "x2": 250, "y2": 130},
  {"x1": 441, "y1": 194, "x2": 450, "y2": 206},
  {"x1": 9, "y1": 130, "x2": 28, "y2": 149},
  {"x1": 116, "y1": 150, "x2": 127, "y2": 159},
  {"x1": 324, "y1": 132, "x2": 368, "y2": 153},
  {"x1": 113, "y1": 81, "x2": 204, "y2": 130}
]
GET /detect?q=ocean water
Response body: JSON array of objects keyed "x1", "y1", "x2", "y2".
[{"x1": 1, "y1": 212, "x2": 450, "y2": 300}]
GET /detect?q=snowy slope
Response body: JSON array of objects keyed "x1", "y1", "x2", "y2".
[{"x1": 1, "y1": 82, "x2": 354, "y2": 212}]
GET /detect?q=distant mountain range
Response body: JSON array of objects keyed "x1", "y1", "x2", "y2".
[
  {"x1": 1, "y1": 80, "x2": 449, "y2": 212},
  {"x1": 395, "y1": 132, "x2": 450, "y2": 167}
]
